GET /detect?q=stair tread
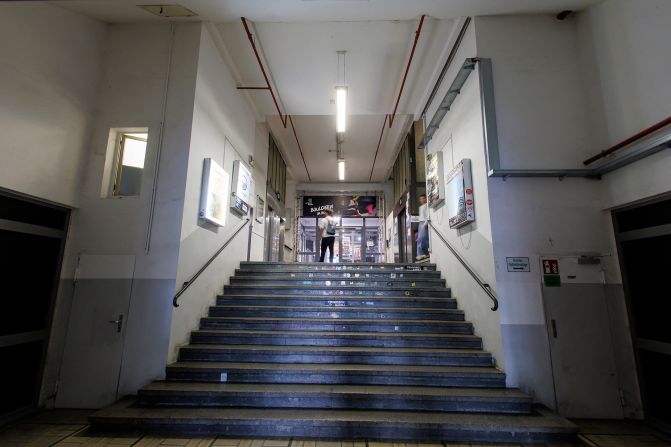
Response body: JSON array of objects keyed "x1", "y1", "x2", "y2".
[
  {"x1": 218, "y1": 294, "x2": 455, "y2": 301},
  {"x1": 241, "y1": 262, "x2": 436, "y2": 267},
  {"x1": 226, "y1": 284, "x2": 447, "y2": 291},
  {"x1": 182, "y1": 344, "x2": 490, "y2": 355},
  {"x1": 93, "y1": 398, "x2": 575, "y2": 431},
  {"x1": 192, "y1": 330, "x2": 479, "y2": 339},
  {"x1": 211, "y1": 305, "x2": 462, "y2": 312},
  {"x1": 236, "y1": 269, "x2": 440, "y2": 275},
  {"x1": 232, "y1": 275, "x2": 444, "y2": 281},
  {"x1": 202, "y1": 316, "x2": 470, "y2": 324},
  {"x1": 141, "y1": 382, "x2": 528, "y2": 399},
  {"x1": 167, "y1": 362, "x2": 502, "y2": 374}
]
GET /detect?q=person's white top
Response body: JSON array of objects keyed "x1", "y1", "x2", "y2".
[
  {"x1": 319, "y1": 215, "x2": 335, "y2": 237},
  {"x1": 419, "y1": 203, "x2": 429, "y2": 223}
]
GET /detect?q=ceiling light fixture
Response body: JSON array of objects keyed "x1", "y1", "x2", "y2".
[
  {"x1": 336, "y1": 134, "x2": 345, "y2": 181},
  {"x1": 335, "y1": 50, "x2": 347, "y2": 133},
  {"x1": 336, "y1": 86, "x2": 347, "y2": 133}
]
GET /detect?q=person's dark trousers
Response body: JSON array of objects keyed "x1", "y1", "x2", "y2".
[{"x1": 319, "y1": 236, "x2": 335, "y2": 262}]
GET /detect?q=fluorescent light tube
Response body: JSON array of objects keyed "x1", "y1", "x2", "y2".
[
  {"x1": 338, "y1": 159, "x2": 345, "y2": 180},
  {"x1": 336, "y1": 87, "x2": 347, "y2": 133}
]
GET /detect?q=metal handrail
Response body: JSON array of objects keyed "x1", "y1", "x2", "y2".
[
  {"x1": 173, "y1": 218, "x2": 251, "y2": 308},
  {"x1": 428, "y1": 221, "x2": 499, "y2": 311}
]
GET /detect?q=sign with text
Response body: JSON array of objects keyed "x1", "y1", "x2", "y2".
[
  {"x1": 542, "y1": 258, "x2": 560, "y2": 287},
  {"x1": 446, "y1": 159, "x2": 475, "y2": 229},
  {"x1": 506, "y1": 257, "x2": 530, "y2": 272},
  {"x1": 302, "y1": 195, "x2": 378, "y2": 217},
  {"x1": 230, "y1": 159, "x2": 251, "y2": 216},
  {"x1": 542, "y1": 259, "x2": 559, "y2": 275}
]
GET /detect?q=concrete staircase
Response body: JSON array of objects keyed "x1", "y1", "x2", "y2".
[{"x1": 91, "y1": 262, "x2": 577, "y2": 443}]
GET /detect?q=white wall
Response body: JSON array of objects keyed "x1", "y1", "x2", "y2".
[
  {"x1": 0, "y1": 4, "x2": 106, "y2": 206},
  {"x1": 168, "y1": 24, "x2": 268, "y2": 363},
  {"x1": 474, "y1": 12, "x2": 643, "y2": 416},
  {"x1": 45, "y1": 22, "x2": 202, "y2": 406},
  {"x1": 576, "y1": 0, "x2": 671, "y2": 417},
  {"x1": 577, "y1": 0, "x2": 671, "y2": 211},
  {"x1": 422, "y1": 24, "x2": 504, "y2": 371}
]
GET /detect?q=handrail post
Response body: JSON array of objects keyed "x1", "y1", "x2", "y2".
[
  {"x1": 173, "y1": 218, "x2": 251, "y2": 307},
  {"x1": 428, "y1": 221, "x2": 498, "y2": 311}
]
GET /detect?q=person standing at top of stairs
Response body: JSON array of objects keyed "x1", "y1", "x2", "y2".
[
  {"x1": 319, "y1": 208, "x2": 336, "y2": 263},
  {"x1": 416, "y1": 194, "x2": 429, "y2": 261}
]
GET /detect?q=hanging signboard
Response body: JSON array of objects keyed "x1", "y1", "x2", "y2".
[
  {"x1": 446, "y1": 158, "x2": 475, "y2": 229},
  {"x1": 425, "y1": 151, "x2": 445, "y2": 208},
  {"x1": 199, "y1": 158, "x2": 230, "y2": 227},
  {"x1": 230, "y1": 159, "x2": 251, "y2": 216},
  {"x1": 302, "y1": 195, "x2": 378, "y2": 217}
]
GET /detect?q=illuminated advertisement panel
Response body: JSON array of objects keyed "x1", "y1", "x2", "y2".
[
  {"x1": 231, "y1": 159, "x2": 251, "y2": 216},
  {"x1": 425, "y1": 151, "x2": 445, "y2": 208},
  {"x1": 446, "y1": 158, "x2": 475, "y2": 229},
  {"x1": 199, "y1": 158, "x2": 230, "y2": 227}
]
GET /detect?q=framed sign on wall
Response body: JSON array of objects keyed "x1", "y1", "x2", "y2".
[
  {"x1": 199, "y1": 158, "x2": 230, "y2": 227},
  {"x1": 446, "y1": 158, "x2": 475, "y2": 229},
  {"x1": 255, "y1": 195, "x2": 265, "y2": 223},
  {"x1": 231, "y1": 159, "x2": 251, "y2": 216},
  {"x1": 425, "y1": 151, "x2": 445, "y2": 208}
]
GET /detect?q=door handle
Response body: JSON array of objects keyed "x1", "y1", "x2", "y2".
[
  {"x1": 551, "y1": 319, "x2": 558, "y2": 338},
  {"x1": 108, "y1": 314, "x2": 123, "y2": 333}
]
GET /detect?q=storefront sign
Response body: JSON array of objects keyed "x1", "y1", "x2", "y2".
[{"x1": 302, "y1": 195, "x2": 378, "y2": 217}]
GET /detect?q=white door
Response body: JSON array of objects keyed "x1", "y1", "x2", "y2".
[
  {"x1": 541, "y1": 256, "x2": 623, "y2": 418},
  {"x1": 55, "y1": 254, "x2": 135, "y2": 408}
]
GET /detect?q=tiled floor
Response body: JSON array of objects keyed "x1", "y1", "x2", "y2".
[{"x1": 1, "y1": 410, "x2": 670, "y2": 447}]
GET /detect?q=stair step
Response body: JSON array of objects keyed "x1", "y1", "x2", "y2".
[
  {"x1": 178, "y1": 344, "x2": 494, "y2": 366},
  {"x1": 208, "y1": 305, "x2": 465, "y2": 321},
  {"x1": 199, "y1": 317, "x2": 474, "y2": 334},
  {"x1": 91, "y1": 398, "x2": 577, "y2": 442},
  {"x1": 190, "y1": 330, "x2": 482, "y2": 348},
  {"x1": 230, "y1": 276, "x2": 445, "y2": 288},
  {"x1": 236, "y1": 269, "x2": 442, "y2": 279},
  {"x1": 223, "y1": 284, "x2": 451, "y2": 298},
  {"x1": 216, "y1": 294, "x2": 457, "y2": 309},
  {"x1": 239, "y1": 262, "x2": 437, "y2": 271},
  {"x1": 138, "y1": 382, "x2": 532, "y2": 414},
  {"x1": 165, "y1": 362, "x2": 506, "y2": 387}
]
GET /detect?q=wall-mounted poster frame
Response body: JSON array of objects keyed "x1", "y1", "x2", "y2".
[
  {"x1": 426, "y1": 151, "x2": 445, "y2": 208},
  {"x1": 255, "y1": 195, "x2": 265, "y2": 223},
  {"x1": 446, "y1": 158, "x2": 475, "y2": 229},
  {"x1": 199, "y1": 158, "x2": 230, "y2": 227},
  {"x1": 231, "y1": 159, "x2": 252, "y2": 216}
]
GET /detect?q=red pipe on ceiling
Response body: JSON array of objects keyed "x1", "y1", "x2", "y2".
[
  {"x1": 388, "y1": 14, "x2": 426, "y2": 129},
  {"x1": 240, "y1": 17, "x2": 311, "y2": 181},
  {"x1": 583, "y1": 116, "x2": 671, "y2": 165},
  {"x1": 370, "y1": 15, "x2": 426, "y2": 181}
]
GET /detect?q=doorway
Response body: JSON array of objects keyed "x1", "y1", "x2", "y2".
[
  {"x1": 0, "y1": 191, "x2": 69, "y2": 422},
  {"x1": 297, "y1": 217, "x2": 384, "y2": 263},
  {"x1": 265, "y1": 207, "x2": 285, "y2": 262},
  {"x1": 614, "y1": 196, "x2": 671, "y2": 429},
  {"x1": 541, "y1": 256, "x2": 623, "y2": 418},
  {"x1": 55, "y1": 254, "x2": 135, "y2": 408}
]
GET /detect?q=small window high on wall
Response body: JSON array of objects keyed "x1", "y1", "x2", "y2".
[
  {"x1": 101, "y1": 128, "x2": 149, "y2": 198},
  {"x1": 114, "y1": 133, "x2": 147, "y2": 196}
]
